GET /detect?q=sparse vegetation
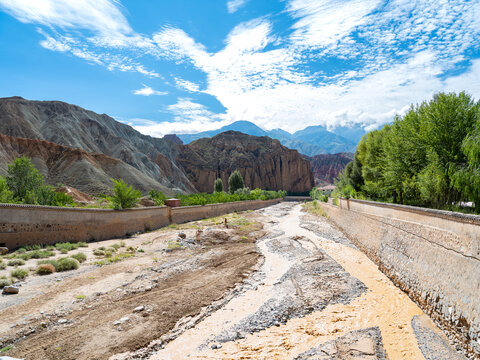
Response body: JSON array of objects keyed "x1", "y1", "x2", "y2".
[
  {"x1": 0, "y1": 277, "x2": 12, "y2": 288},
  {"x1": 110, "y1": 179, "x2": 142, "y2": 210},
  {"x1": 310, "y1": 188, "x2": 329, "y2": 202},
  {"x1": 55, "y1": 257, "x2": 79, "y2": 272},
  {"x1": 7, "y1": 258, "x2": 25, "y2": 267},
  {"x1": 70, "y1": 252, "x2": 87, "y2": 263},
  {"x1": 55, "y1": 242, "x2": 87, "y2": 253},
  {"x1": 36, "y1": 263, "x2": 56, "y2": 275},
  {"x1": 93, "y1": 249, "x2": 105, "y2": 256},
  {"x1": 303, "y1": 201, "x2": 327, "y2": 217},
  {"x1": 0, "y1": 345, "x2": 13, "y2": 353},
  {"x1": 176, "y1": 188, "x2": 285, "y2": 206},
  {"x1": 11, "y1": 268, "x2": 28, "y2": 279}
]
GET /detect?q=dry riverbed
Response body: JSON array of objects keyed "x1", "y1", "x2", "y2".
[{"x1": 0, "y1": 202, "x2": 468, "y2": 360}]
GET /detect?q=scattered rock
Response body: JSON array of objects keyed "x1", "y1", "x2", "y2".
[
  {"x1": 211, "y1": 343, "x2": 222, "y2": 350},
  {"x1": 57, "y1": 319, "x2": 68, "y2": 324},
  {"x1": 133, "y1": 306, "x2": 145, "y2": 313},
  {"x1": 0, "y1": 246, "x2": 8, "y2": 255},
  {"x1": 2, "y1": 286, "x2": 19, "y2": 294},
  {"x1": 178, "y1": 232, "x2": 186, "y2": 239},
  {"x1": 140, "y1": 197, "x2": 155, "y2": 207},
  {"x1": 114, "y1": 316, "x2": 130, "y2": 325}
]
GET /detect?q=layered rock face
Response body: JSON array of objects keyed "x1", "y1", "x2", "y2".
[
  {"x1": 305, "y1": 153, "x2": 353, "y2": 185},
  {"x1": 0, "y1": 97, "x2": 315, "y2": 195},
  {"x1": 0, "y1": 97, "x2": 196, "y2": 193},
  {"x1": 0, "y1": 133, "x2": 173, "y2": 195},
  {"x1": 177, "y1": 131, "x2": 314, "y2": 193}
]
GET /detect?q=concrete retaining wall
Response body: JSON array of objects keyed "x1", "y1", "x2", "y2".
[
  {"x1": 0, "y1": 199, "x2": 281, "y2": 249},
  {"x1": 319, "y1": 198, "x2": 480, "y2": 355}
]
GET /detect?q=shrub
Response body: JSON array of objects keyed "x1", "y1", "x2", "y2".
[
  {"x1": 93, "y1": 249, "x2": 105, "y2": 256},
  {"x1": 36, "y1": 264, "x2": 55, "y2": 275},
  {"x1": 214, "y1": 178, "x2": 224, "y2": 193},
  {"x1": 70, "y1": 252, "x2": 87, "y2": 263},
  {"x1": 55, "y1": 242, "x2": 85, "y2": 252},
  {"x1": 228, "y1": 170, "x2": 244, "y2": 194},
  {"x1": 56, "y1": 257, "x2": 79, "y2": 272},
  {"x1": 0, "y1": 277, "x2": 11, "y2": 288},
  {"x1": 11, "y1": 268, "x2": 28, "y2": 279},
  {"x1": 6, "y1": 157, "x2": 44, "y2": 200},
  {"x1": 7, "y1": 259, "x2": 25, "y2": 267},
  {"x1": 37, "y1": 259, "x2": 59, "y2": 269},
  {"x1": 148, "y1": 190, "x2": 167, "y2": 206},
  {"x1": 111, "y1": 179, "x2": 141, "y2": 210},
  {"x1": 53, "y1": 191, "x2": 75, "y2": 206},
  {"x1": 17, "y1": 249, "x2": 55, "y2": 260},
  {"x1": 0, "y1": 261, "x2": 5, "y2": 270}
]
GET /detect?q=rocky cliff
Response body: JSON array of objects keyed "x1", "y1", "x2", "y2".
[
  {"x1": 0, "y1": 97, "x2": 196, "y2": 193},
  {"x1": 177, "y1": 131, "x2": 314, "y2": 193},
  {"x1": 0, "y1": 97, "x2": 314, "y2": 195},
  {"x1": 0, "y1": 133, "x2": 173, "y2": 195},
  {"x1": 305, "y1": 153, "x2": 353, "y2": 186}
]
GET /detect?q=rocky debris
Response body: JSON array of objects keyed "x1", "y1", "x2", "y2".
[
  {"x1": 2, "y1": 286, "x2": 19, "y2": 294},
  {"x1": 133, "y1": 306, "x2": 145, "y2": 313},
  {"x1": 178, "y1": 232, "x2": 186, "y2": 239},
  {"x1": 176, "y1": 131, "x2": 314, "y2": 193},
  {"x1": 412, "y1": 314, "x2": 468, "y2": 360},
  {"x1": 113, "y1": 317, "x2": 130, "y2": 326},
  {"x1": 57, "y1": 319, "x2": 68, "y2": 325},
  {"x1": 0, "y1": 247, "x2": 8, "y2": 255},
  {"x1": 294, "y1": 327, "x2": 388, "y2": 360},
  {"x1": 139, "y1": 198, "x2": 155, "y2": 207}
]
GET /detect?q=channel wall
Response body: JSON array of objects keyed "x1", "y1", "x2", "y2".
[
  {"x1": 319, "y1": 198, "x2": 480, "y2": 355},
  {"x1": 0, "y1": 199, "x2": 281, "y2": 249}
]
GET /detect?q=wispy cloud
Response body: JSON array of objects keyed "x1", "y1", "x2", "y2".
[
  {"x1": 2, "y1": 0, "x2": 480, "y2": 135},
  {"x1": 227, "y1": 0, "x2": 248, "y2": 14},
  {"x1": 133, "y1": 84, "x2": 168, "y2": 96}
]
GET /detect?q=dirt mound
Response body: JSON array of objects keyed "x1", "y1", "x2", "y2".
[{"x1": 56, "y1": 186, "x2": 93, "y2": 203}]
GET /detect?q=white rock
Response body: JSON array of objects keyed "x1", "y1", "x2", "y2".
[{"x1": 133, "y1": 306, "x2": 145, "y2": 313}]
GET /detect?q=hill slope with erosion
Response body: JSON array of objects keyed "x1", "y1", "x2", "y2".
[{"x1": 305, "y1": 152, "x2": 354, "y2": 186}]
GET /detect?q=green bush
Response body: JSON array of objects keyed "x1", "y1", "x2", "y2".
[
  {"x1": 214, "y1": 178, "x2": 224, "y2": 193},
  {"x1": 36, "y1": 263, "x2": 55, "y2": 275},
  {"x1": 17, "y1": 249, "x2": 55, "y2": 260},
  {"x1": 7, "y1": 259, "x2": 25, "y2": 267},
  {"x1": 55, "y1": 242, "x2": 85, "y2": 252},
  {"x1": 0, "y1": 261, "x2": 6, "y2": 270},
  {"x1": 111, "y1": 179, "x2": 142, "y2": 210},
  {"x1": 37, "y1": 259, "x2": 59, "y2": 269},
  {"x1": 70, "y1": 252, "x2": 87, "y2": 263},
  {"x1": 0, "y1": 277, "x2": 12, "y2": 288},
  {"x1": 148, "y1": 190, "x2": 166, "y2": 206},
  {"x1": 228, "y1": 170, "x2": 245, "y2": 194},
  {"x1": 11, "y1": 268, "x2": 28, "y2": 279},
  {"x1": 93, "y1": 249, "x2": 105, "y2": 256},
  {"x1": 55, "y1": 257, "x2": 79, "y2": 272}
]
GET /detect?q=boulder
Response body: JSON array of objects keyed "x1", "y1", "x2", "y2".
[
  {"x1": 2, "y1": 286, "x2": 19, "y2": 294},
  {"x1": 140, "y1": 198, "x2": 155, "y2": 207},
  {"x1": 0, "y1": 247, "x2": 8, "y2": 255}
]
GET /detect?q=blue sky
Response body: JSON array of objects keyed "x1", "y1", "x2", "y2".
[{"x1": 1, "y1": 0, "x2": 480, "y2": 137}]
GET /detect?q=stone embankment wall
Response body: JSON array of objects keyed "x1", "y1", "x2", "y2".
[
  {"x1": 0, "y1": 199, "x2": 281, "y2": 249},
  {"x1": 319, "y1": 198, "x2": 480, "y2": 356}
]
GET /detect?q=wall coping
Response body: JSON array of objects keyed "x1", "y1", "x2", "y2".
[
  {"x1": 0, "y1": 198, "x2": 280, "y2": 213},
  {"x1": 342, "y1": 198, "x2": 480, "y2": 225}
]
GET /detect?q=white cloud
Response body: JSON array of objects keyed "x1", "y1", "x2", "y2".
[
  {"x1": 133, "y1": 84, "x2": 167, "y2": 96},
  {"x1": 227, "y1": 0, "x2": 248, "y2": 14},
  {"x1": 131, "y1": 98, "x2": 231, "y2": 137},
  {"x1": 174, "y1": 77, "x2": 201, "y2": 93}
]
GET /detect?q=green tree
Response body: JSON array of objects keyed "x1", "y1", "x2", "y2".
[
  {"x1": 6, "y1": 157, "x2": 44, "y2": 200},
  {"x1": 228, "y1": 170, "x2": 244, "y2": 194},
  {"x1": 214, "y1": 178, "x2": 224, "y2": 193},
  {"x1": 0, "y1": 176, "x2": 13, "y2": 203},
  {"x1": 110, "y1": 179, "x2": 141, "y2": 210}
]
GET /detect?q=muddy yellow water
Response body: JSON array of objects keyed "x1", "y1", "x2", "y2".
[{"x1": 150, "y1": 204, "x2": 429, "y2": 360}]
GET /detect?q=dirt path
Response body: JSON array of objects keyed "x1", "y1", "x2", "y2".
[{"x1": 138, "y1": 203, "x2": 466, "y2": 360}]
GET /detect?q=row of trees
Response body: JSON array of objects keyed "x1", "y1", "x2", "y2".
[{"x1": 335, "y1": 92, "x2": 480, "y2": 212}]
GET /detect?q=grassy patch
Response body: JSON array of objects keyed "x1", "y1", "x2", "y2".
[
  {"x1": 75, "y1": 295, "x2": 86, "y2": 300},
  {"x1": 11, "y1": 268, "x2": 28, "y2": 279},
  {"x1": 55, "y1": 242, "x2": 87, "y2": 253},
  {"x1": 70, "y1": 252, "x2": 87, "y2": 263},
  {"x1": 56, "y1": 258, "x2": 79, "y2": 272},
  {"x1": 7, "y1": 258, "x2": 25, "y2": 267},
  {"x1": 0, "y1": 345, "x2": 12, "y2": 353},
  {"x1": 36, "y1": 263, "x2": 55, "y2": 275},
  {"x1": 0, "y1": 277, "x2": 12, "y2": 288},
  {"x1": 94, "y1": 252, "x2": 134, "y2": 266},
  {"x1": 303, "y1": 201, "x2": 327, "y2": 217}
]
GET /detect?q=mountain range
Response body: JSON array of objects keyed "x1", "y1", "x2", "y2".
[
  {"x1": 178, "y1": 120, "x2": 365, "y2": 156},
  {"x1": 0, "y1": 97, "x2": 314, "y2": 195}
]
